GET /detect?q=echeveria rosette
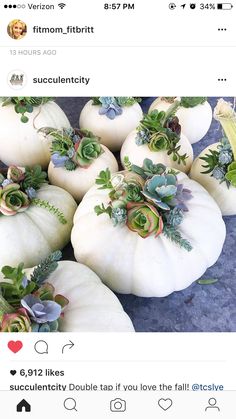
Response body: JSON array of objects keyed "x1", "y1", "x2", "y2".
[
  {"x1": 142, "y1": 174, "x2": 178, "y2": 211},
  {"x1": 1, "y1": 308, "x2": 31, "y2": 332},
  {"x1": 21, "y1": 294, "x2": 62, "y2": 324},
  {"x1": 0, "y1": 183, "x2": 30, "y2": 216},
  {"x1": 93, "y1": 97, "x2": 140, "y2": 120},
  {"x1": 74, "y1": 136, "x2": 104, "y2": 168},
  {"x1": 7, "y1": 166, "x2": 25, "y2": 183},
  {"x1": 127, "y1": 201, "x2": 163, "y2": 238},
  {"x1": 148, "y1": 132, "x2": 169, "y2": 152},
  {"x1": 98, "y1": 97, "x2": 123, "y2": 120}
]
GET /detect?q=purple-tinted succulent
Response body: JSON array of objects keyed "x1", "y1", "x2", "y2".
[
  {"x1": 1, "y1": 179, "x2": 13, "y2": 188},
  {"x1": 169, "y1": 184, "x2": 193, "y2": 211},
  {"x1": 21, "y1": 275, "x2": 28, "y2": 289},
  {"x1": 51, "y1": 152, "x2": 69, "y2": 168},
  {"x1": 98, "y1": 97, "x2": 123, "y2": 120},
  {"x1": 25, "y1": 187, "x2": 37, "y2": 199},
  {"x1": 21, "y1": 295, "x2": 61, "y2": 324}
]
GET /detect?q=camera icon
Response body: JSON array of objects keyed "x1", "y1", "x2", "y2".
[
  {"x1": 190, "y1": 3, "x2": 196, "y2": 8},
  {"x1": 110, "y1": 398, "x2": 126, "y2": 412}
]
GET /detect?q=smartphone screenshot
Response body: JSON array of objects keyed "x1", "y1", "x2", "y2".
[{"x1": 0, "y1": 0, "x2": 235, "y2": 417}]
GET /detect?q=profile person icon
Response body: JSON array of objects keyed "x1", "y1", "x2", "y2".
[
  {"x1": 205, "y1": 398, "x2": 220, "y2": 412},
  {"x1": 7, "y1": 19, "x2": 27, "y2": 40}
]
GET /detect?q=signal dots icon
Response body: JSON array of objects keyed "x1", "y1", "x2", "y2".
[{"x1": 4, "y1": 4, "x2": 26, "y2": 7}]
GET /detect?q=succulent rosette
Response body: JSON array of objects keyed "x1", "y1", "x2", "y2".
[
  {"x1": 0, "y1": 183, "x2": 30, "y2": 215},
  {"x1": 127, "y1": 202, "x2": 163, "y2": 238},
  {"x1": 94, "y1": 158, "x2": 193, "y2": 251},
  {"x1": 1, "y1": 308, "x2": 31, "y2": 332},
  {"x1": 75, "y1": 136, "x2": 103, "y2": 167}
]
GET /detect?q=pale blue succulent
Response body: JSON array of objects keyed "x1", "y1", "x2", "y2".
[
  {"x1": 25, "y1": 187, "x2": 37, "y2": 199},
  {"x1": 98, "y1": 97, "x2": 123, "y2": 120},
  {"x1": 21, "y1": 295, "x2": 61, "y2": 324},
  {"x1": 21, "y1": 275, "x2": 29, "y2": 289},
  {"x1": 51, "y1": 152, "x2": 69, "y2": 168},
  {"x1": 218, "y1": 150, "x2": 233, "y2": 165},
  {"x1": 31, "y1": 320, "x2": 59, "y2": 332},
  {"x1": 212, "y1": 166, "x2": 225, "y2": 180},
  {"x1": 135, "y1": 129, "x2": 150, "y2": 146},
  {"x1": 1, "y1": 179, "x2": 13, "y2": 187},
  {"x1": 111, "y1": 207, "x2": 127, "y2": 226},
  {"x1": 142, "y1": 174, "x2": 177, "y2": 210}
]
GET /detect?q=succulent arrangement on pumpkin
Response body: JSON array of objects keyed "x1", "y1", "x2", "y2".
[
  {"x1": 200, "y1": 99, "x2": 236, "y2": 188},
  {"x1": 92, "y1": 97, "x2": 141, "y2": 120},
  {"x1": 0, "y1": 251, "x2": 69, "y2": 332},
  {"x1": 0, "y1": 165, "x2": 66, "y2": 223},
  {"x1": 40, "y1": 127, "x2": 104, "y2": 170},
  {"x1": 94, "y1": 158, "x2": 193, "y2": 251},
  {"x1": 135, "y1": 100, "x2": 188, "y2": 166},
  {"x1": 0, "y1": 97, "x2": 53, "y2": 123}
]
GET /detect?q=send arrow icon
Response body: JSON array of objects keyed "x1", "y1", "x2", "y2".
[{"x1": 62, "y1": 340, "x2": 75, "y2": 354}]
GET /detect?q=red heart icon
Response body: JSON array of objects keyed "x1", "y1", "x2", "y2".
[{"x1": 8, "y1": 340, "x2": 23, "y2": 353}]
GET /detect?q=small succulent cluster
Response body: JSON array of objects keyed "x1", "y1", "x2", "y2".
[
  {"x1": 0, "y1": 251, "x2": 68, "y2": 333},
  {"x1": 92, "y1": 97, "x2": 141, "y2": 120},
  {"x1": 94, "y1": 158, "x2": 193, "y2": 251},
  {"x1": 135, "y1": 104, "x2": 188, "y2": 165},
  {"x1": 200, "y1": 137, "x2": 235, "y2": 187},
  {"x1": 0, "y1": 165, "x2": 67, "y2": 223},
  {"x1": 0, "y1": 165, "x2": 46, "y2": 216},
  {"x1": 0, "y1": 97, "x2": 52, "y2": 123},
  {"x1": 40, "y1": 127, "x2": 104, "y2": 171},
  {"x1": 160, "y1": 97, "x2": 207, "y2": 108}
]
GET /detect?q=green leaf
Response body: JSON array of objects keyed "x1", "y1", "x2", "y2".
[
  {"x1": 197, "y1": 278, "x2": 218, "y2": 285},
  {"x1": 95, "y1": 168, "x2": 113, "y2": 189},
  {"x1": 94, "y1": 204, "x2": 112, "y2": 217}
]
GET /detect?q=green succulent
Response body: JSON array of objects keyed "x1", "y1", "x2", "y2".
[
  {"x1": 75, "y1": 136, "x2": 103, "y2": 167},
  {"x1": 225, "y1": 161, "x2": 236, "y2": 186},
  {"x1": 0, "y1": 183, "x2": 30, "y2": 216},
  {"x1": 127, "y1": 202, "x2": 163, "y2": 238}
]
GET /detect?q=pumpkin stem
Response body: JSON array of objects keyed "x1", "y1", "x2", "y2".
[{"x1": 214, "y1": 99, "x2": 236, "y2": 161}]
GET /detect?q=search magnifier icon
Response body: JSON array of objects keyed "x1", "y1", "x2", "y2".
[{"x1": 64, "y1": 398, "x2": 77, "y2": 412}]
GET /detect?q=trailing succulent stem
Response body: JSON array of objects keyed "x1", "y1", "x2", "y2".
[{"x1": 32, "y1": 199, "x2": 67, "y2": 224}]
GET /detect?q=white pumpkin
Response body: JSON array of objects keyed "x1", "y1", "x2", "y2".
[
  {"x1": 0, "y1": 101, "x2": 70, "y2": 168},
  {"x1": 0, "y1": 185, "x2": 77, "y2": 270},
  {"x1": 190, "y1": 142, "x2": 236, "y2": 215},
  {"x1": 120, "y1": 129, "x2": 193, "y2": 173},
  {"x1": 71, "y1": 172, "x2": 226, "y2": 298},
  {"x1": 149, "y1": 98, "x2": 212, "y2": 144},
  {"x1": 20, "y1": 261, "x2": 134, "y2": 332},
  {"x1": 79, "y1": 100, "x2": 143, "y2": 151},
  {"x1": 48, "y1": 145, "x2": 118, "y2": 202}
]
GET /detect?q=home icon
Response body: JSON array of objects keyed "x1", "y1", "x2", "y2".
[{"x1": 16, "y1": 399, "x2": 31, "y2": 412}]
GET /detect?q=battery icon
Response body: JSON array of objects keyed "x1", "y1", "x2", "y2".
[{"x1": 217, "y1": 3, "x2": 233, "y2": 9}]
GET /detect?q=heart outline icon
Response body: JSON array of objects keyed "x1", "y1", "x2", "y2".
[
  {"x1": 8, "y1": 340, "x2": 23, "y2": 353},
  {"x1": 158, "y1": 398, "x2": 173, "y2": 411},
  {"x1": 10, "y1": 370, "x2": 17, "y2": 376}
]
